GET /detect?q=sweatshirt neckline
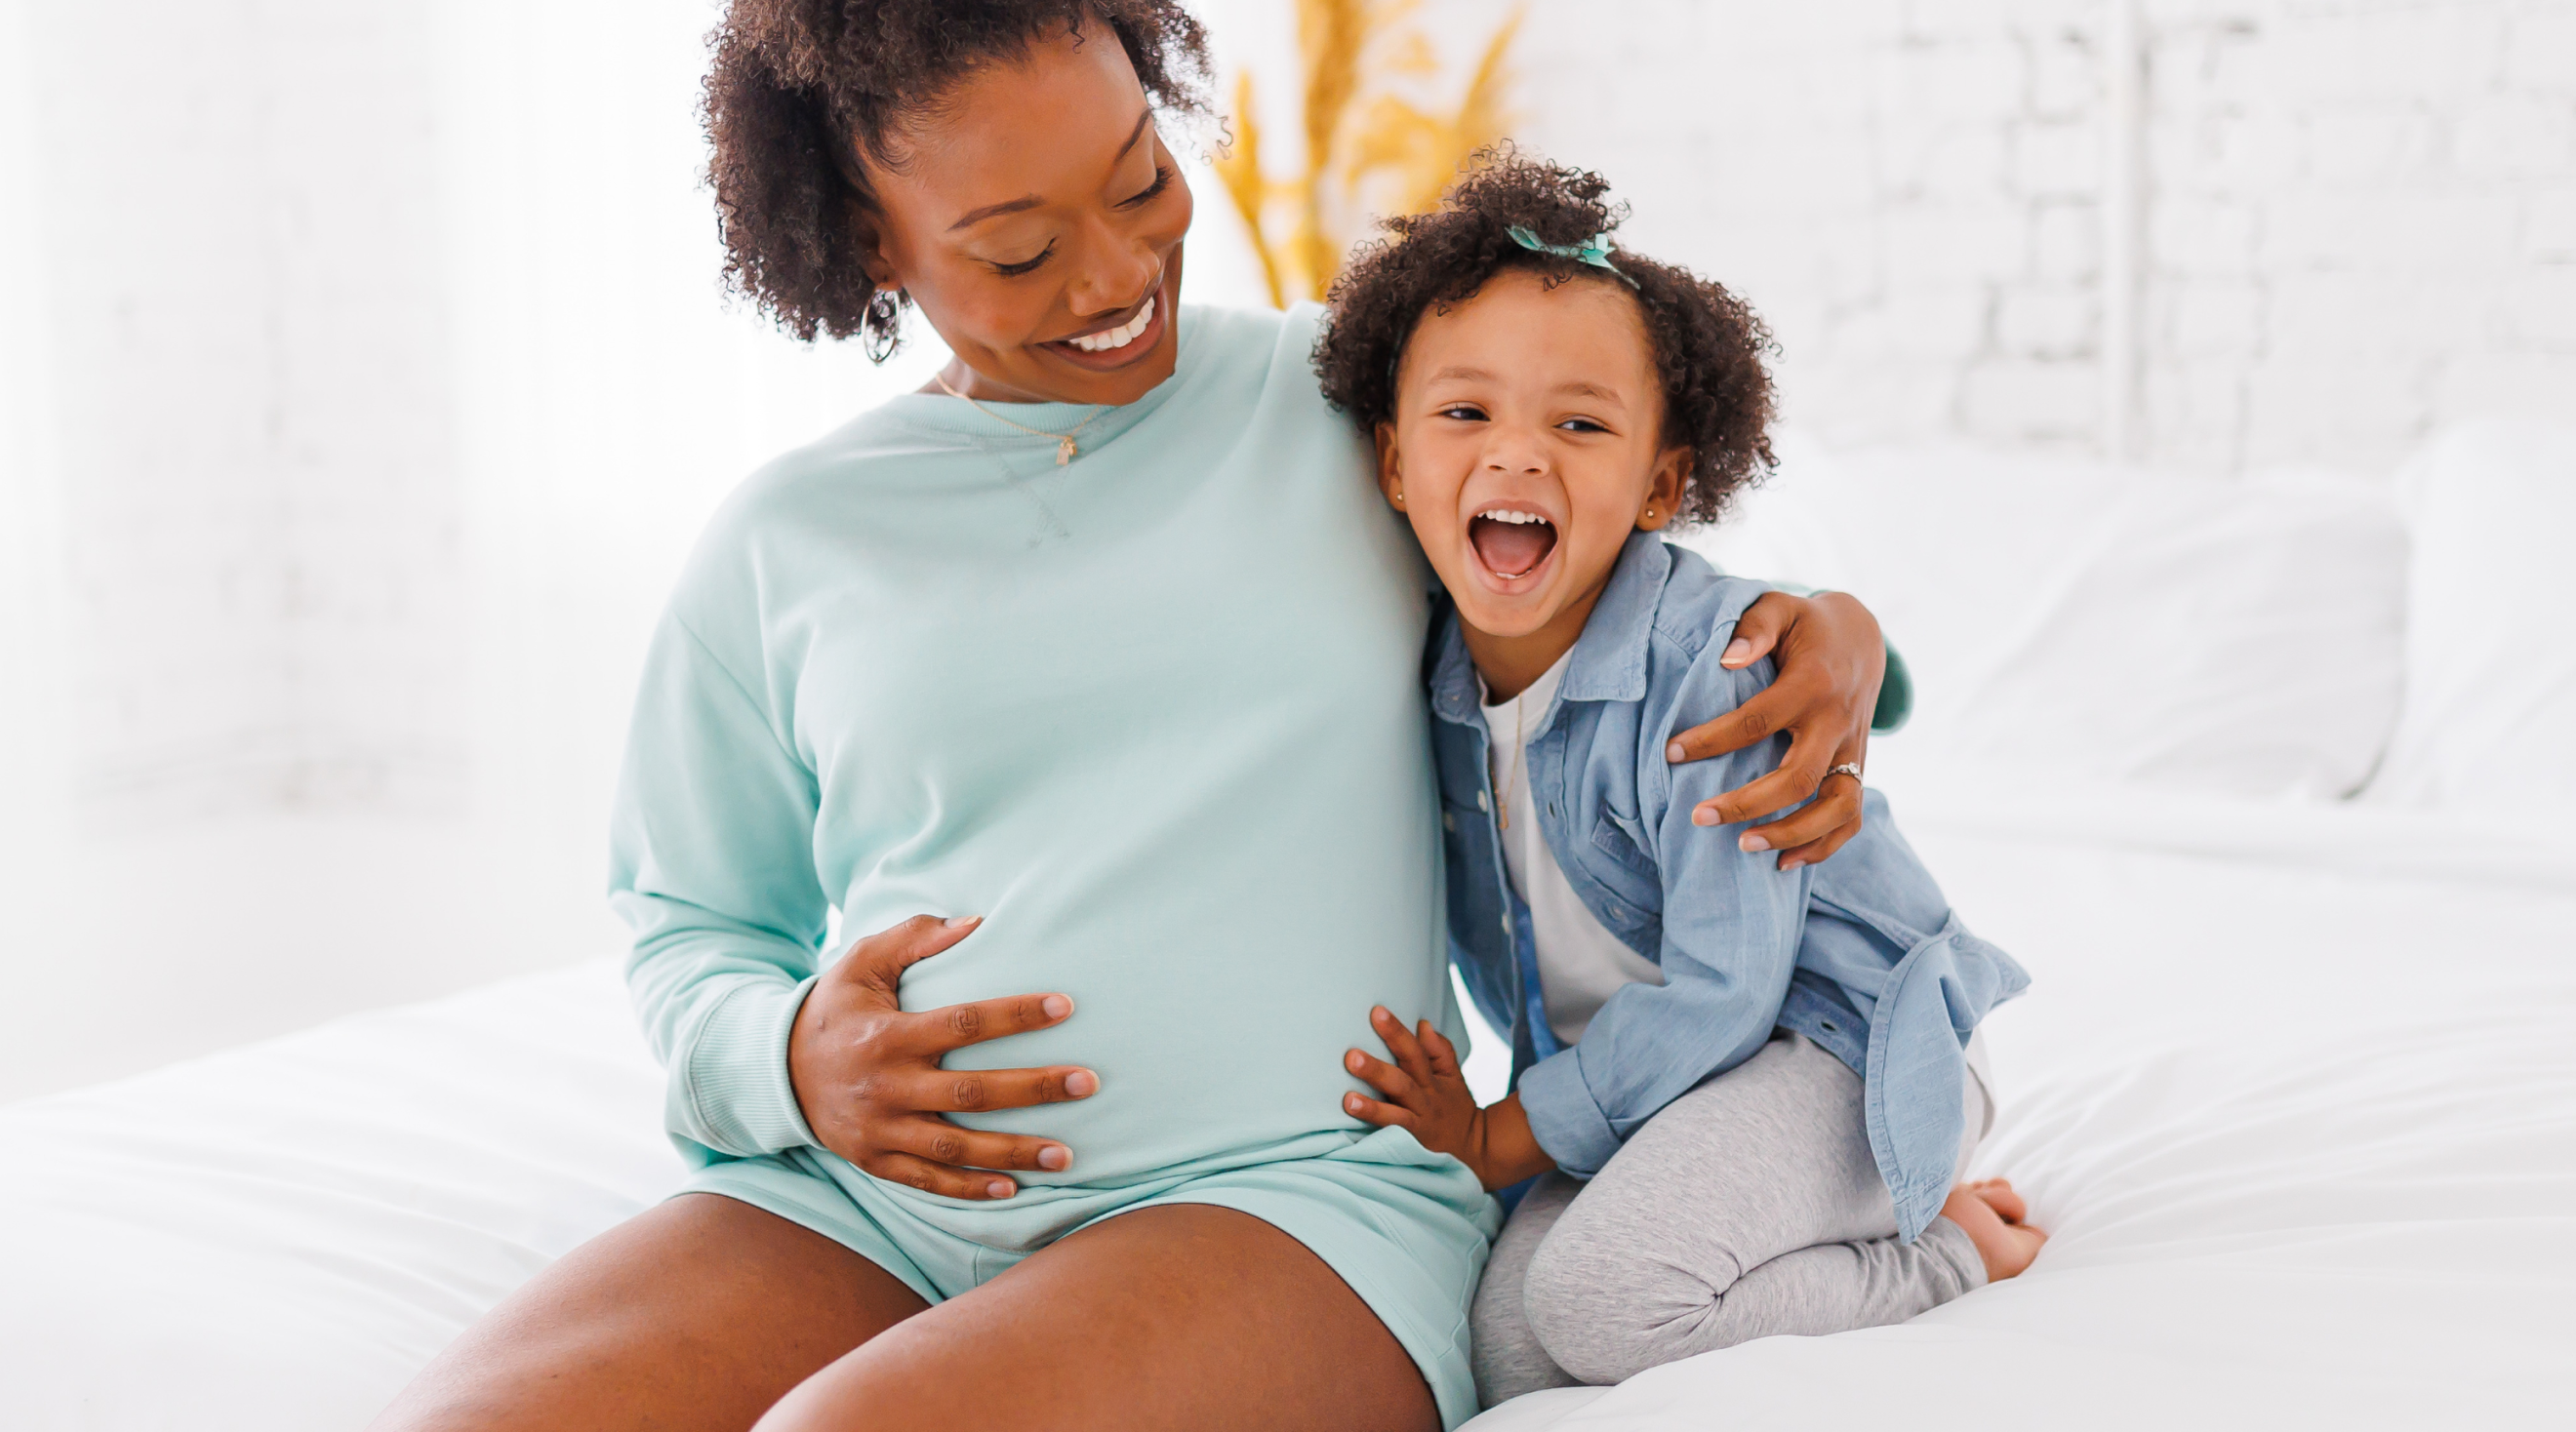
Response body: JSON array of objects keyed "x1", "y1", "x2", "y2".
[{"x1": 875, "y1": 305, "x2": 1198, "y2": 456}]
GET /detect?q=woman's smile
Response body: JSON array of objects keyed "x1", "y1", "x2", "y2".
[{"x1": 1040, "y1": 276, "x2": 1172, "y2": 372}]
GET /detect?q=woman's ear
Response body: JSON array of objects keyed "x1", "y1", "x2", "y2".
[
  {"x1": 1637, "y1": 447, "x2": 1693, "y2": 531},
  {"x1": 1375, "y1": 423, "x2": 1407, "y2": 513}
]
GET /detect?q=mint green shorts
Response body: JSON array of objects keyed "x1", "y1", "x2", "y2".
[{"x1": 682, "y1": 1127, "x2": 1500, "y2": 1429}]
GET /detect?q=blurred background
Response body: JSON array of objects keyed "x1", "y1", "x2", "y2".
[{"x1": 2, "y1": 0, "x2": 2569, "y2": 1099}]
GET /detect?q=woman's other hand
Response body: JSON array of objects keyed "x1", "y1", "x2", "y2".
[
  {"x1": 1666, "y1": 589, "x2": 1884, "y2": 870},
  {"x1": 787, "y1": 915, "x2": 1098, "y2": 1201},
  {"x1": 1343, "y1": 1006, "x2": 1553, "y2": 1192}
]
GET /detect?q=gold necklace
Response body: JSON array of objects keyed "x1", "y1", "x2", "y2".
[
  {"x1": 1493, "y1": 692, "x2": 1527, "y2": 832},
  {"x1": 934, "y1": 371, "x2": 1110, "y2": 465}
]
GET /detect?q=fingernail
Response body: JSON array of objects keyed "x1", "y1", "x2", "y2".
[
  {"x1": 945, "y1": 915, "x2": 979, "y2": 929},
  {"x1": 986, "y1": 1179, "x2": 1014, "y2": 1199},
  {"x1": 1064, "y1": 1069, "x2": 1099, "y2": 1097},
  {"x1": 1347, "y1": 1094, "x2": 1365, "y2": 1114},
  {"x1": 1780, "y1": 857, "x2": 1805, "y2": 872},
  {"x1": 1348, "y1": 1050, "x2": 1367, "y2": 1072},
  {"x1": 1038, "y1": 1145, "x2": 1069, "y2": 1171},
  {"x1": 1740, "y1": 833, "x2": 1770, "y2": 852},
  {"x1": 1720, "y1": 637, "x2": 1753, "y2": 666},
  {"x1": 1042, "y1": 994, "x2": 1072, "y2": 1019},
  {"x1": 1666, "y1": 740, "x2": 1686, "y2": 763},
  {"x1": 1694, "y1": 807, "x2": 1719, "y2": 826}
]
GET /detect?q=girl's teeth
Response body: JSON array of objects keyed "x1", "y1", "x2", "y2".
[{"x1": 1068, "y1": 296, "x2": 1155, "y2": 353}]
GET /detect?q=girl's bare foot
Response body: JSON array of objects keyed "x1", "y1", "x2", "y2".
[{"x1": 1940, "y1": 1177, "x2": 2047, "y2": 1282}]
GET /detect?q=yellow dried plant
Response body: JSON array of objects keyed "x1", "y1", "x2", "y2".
[{"x1": 1217, "y1": 1, "x2": 1523, "y2": 306}]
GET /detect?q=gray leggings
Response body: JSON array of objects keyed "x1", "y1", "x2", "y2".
[{"x1": 1471, "y1": 1033, "x2": 1988, "y2": 1407}]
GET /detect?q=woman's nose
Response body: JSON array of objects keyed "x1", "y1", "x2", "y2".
[{"x1": 1069, "y1": 223, "x2": 1158, "y2": 318}]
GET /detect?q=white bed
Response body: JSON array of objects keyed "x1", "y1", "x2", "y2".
[{"x1": 6, "y1": 422, "x2": 2571, "y2": 1429}]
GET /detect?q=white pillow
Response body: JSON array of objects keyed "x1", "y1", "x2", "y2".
[
  {"x1": 1682, "y1": 434, "x2": 2408, "y2": 801},
  {"x1": 2364, "y1": 420, "x2": 2576, "y2": 819}
]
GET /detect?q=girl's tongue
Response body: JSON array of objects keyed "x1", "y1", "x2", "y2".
[{"x1": 1469, "y1": 514, "x2": 1557, "y2": 578}]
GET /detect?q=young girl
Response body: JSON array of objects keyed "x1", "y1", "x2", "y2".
[{"x1": 1314, "y1": 155, "x2": 2048, "y2": 1406}]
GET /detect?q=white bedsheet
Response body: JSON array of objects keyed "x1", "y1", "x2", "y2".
[{"x1": 4, "y1": 803, "x2": 2571, "y2": 1430}]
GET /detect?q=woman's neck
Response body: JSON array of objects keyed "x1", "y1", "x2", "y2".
[{"x1": 922, "y1": 360, "x2": 1077, "y2": 405}]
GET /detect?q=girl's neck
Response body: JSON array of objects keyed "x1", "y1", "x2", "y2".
[{"x1": 1462, "y1": 580, "x2": 1610, "y2": 704}]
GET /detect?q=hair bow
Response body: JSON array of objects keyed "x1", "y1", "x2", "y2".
[{"x1": 1505, "y1": 224, "x2": 1637, "y2": 287}]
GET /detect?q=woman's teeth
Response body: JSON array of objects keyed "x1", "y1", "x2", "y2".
[{"x1": 1066, "y1": 296, "x2": 1155, "y2": 353}]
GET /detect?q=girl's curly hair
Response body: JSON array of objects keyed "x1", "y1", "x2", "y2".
[
  {"x1": 705, "y1": 0, "x2": 1211, "y2": 347},
  {"x1": 1314, "y1": 152, "x2": 1778, "y2": 526}
]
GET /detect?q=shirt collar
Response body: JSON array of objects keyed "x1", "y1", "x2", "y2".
[{"x1": 1427, "y1": 533, "x2": 1670, "y2": 724}]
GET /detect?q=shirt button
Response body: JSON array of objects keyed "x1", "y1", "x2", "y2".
[
  {"x1": 1502, "y1": 914, "x2": 1514, "y2": 935},
  {"x1": 1477, "y1": 791, "x2": 1490, "y2": 813}
]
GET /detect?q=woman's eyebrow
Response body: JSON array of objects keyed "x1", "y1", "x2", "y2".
[
  {"x1": 949, "y1": 195, "x2": 1044, "y2": 231},
  {"x1": 946, "y1": 110, "x2": 1152, "y2": 231}
]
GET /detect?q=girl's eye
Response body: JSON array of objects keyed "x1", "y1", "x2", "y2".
[
  {"x1": 1119, "y1": 164, "x2": 1176, "y2": 210},
  {"x1": 991, "y1": 243, "x2": 1056, "y2": 278},
  {"x1": 1559, "y1": 418, "x2": 1611, "y2": 434},
  {"x1": 1436, "y1": 405, "x2": 1487, "y2": 422}
]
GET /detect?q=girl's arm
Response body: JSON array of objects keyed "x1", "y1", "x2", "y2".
[{"x1": 1514, "y1": 651, "x2": 1811, "y2": 1178}]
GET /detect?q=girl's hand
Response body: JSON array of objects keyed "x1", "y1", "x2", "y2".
[
  {"x1": 1666, "y1": 589, "x2": 1884, "y2": 870},
  {"x1": 787, "y1": 914, "x2": 1099, "y2": 1201},
  {"x1": 1343, "y1": 1006, "x2": 1554, "y2": 1191}
]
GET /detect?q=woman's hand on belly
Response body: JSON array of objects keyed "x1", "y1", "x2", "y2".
[{"x1": 788, "y1": 915, "x2": 1101, "y2": 1200}]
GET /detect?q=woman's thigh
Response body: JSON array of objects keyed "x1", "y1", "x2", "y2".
[
  {"x1": 370, "y1": 1192, "x2": 930, "y2": 1432},
  {"x1": 753, "y1": 1203, "x2": 1440, "y2": 1432}
]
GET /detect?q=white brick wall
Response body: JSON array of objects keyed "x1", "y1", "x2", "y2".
[
  {"x1": 14, "y1": 0, "x2": 2572, "y2": 833},
  {"x1": 21, "y1": 1, "x2": 466, "y2": 822},
  {"x1": 1496, "y1": 0, "x2": 2576, "y2": 471}
]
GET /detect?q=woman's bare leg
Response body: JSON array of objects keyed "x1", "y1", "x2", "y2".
[
  {"x1": 756, "y1": 1203, "x2": 1439, "y2": 1432},
  {"x1": 370, "y1": 1193, "x2": 929, "y2": 1432}
]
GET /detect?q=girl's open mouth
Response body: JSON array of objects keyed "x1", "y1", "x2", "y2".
[{"x1": 1469, "y1": 509, "x2": 1558, "y2": 583}]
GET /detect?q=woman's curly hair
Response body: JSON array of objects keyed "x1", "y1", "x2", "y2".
[
  {"x1": 705, "y1": 0, "x2": 1211, "y2": 348},
  {"x1": 1314, "y1": 152, "x2": 1778, "y2": 526}
]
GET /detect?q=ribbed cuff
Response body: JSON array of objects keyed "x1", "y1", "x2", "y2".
[
  {"x1": 676, "y1": 975, "x2": 822, "y2": 1158},
  {"x1": 1872, "y1": 643, "x2": 1913, "y2": 733},
  {"x1": 1918, "y1": 1213, "x2": 1990, "y2": 1292},
  {"x1": 1514, "y1": 1048, "x2": 1622, "y2": 1177}
]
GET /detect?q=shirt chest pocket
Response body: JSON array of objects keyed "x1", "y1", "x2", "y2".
[{"x1": 1583, "y1": 807, "x2": 1664, "y2": 928}]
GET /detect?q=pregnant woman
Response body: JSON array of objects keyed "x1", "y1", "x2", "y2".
[{"x1": 372, "y1": 5, "x2": 1896, "y2": 1430}]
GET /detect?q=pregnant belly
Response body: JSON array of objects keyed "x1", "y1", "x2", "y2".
[{"x1": 877, "y1": 865, "x2": 1451, "y2": 1192}]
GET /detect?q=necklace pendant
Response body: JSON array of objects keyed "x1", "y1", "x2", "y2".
[
  {"x1": 1498, "y1": 806, "x2": 1509, "y2": 831},
  {"x1": 1056, "y1": 437, "x2": 1077, "y2": 465}
]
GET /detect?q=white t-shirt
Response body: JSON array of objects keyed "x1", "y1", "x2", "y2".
[{"x1": 1479, "y1": 652, "x2": 1666, "y2": 1047}]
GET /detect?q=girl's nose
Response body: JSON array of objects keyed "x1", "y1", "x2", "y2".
[{"x1": 1483, "y1": 432, "x2": 1550, "y2": 476}]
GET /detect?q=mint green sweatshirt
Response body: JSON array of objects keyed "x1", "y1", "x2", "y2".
[{"x1": 608, "y1": 304, "x2": 1468, "y2": 1205}]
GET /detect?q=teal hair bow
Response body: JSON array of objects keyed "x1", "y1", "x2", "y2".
[{"x1": 1506, "y1": 224, "x2": 1637, "y2": 287}]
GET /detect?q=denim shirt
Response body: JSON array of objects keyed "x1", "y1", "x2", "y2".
[{"x1": 1430, "y1": 534, "x2": 2030, "y2": 1241}]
